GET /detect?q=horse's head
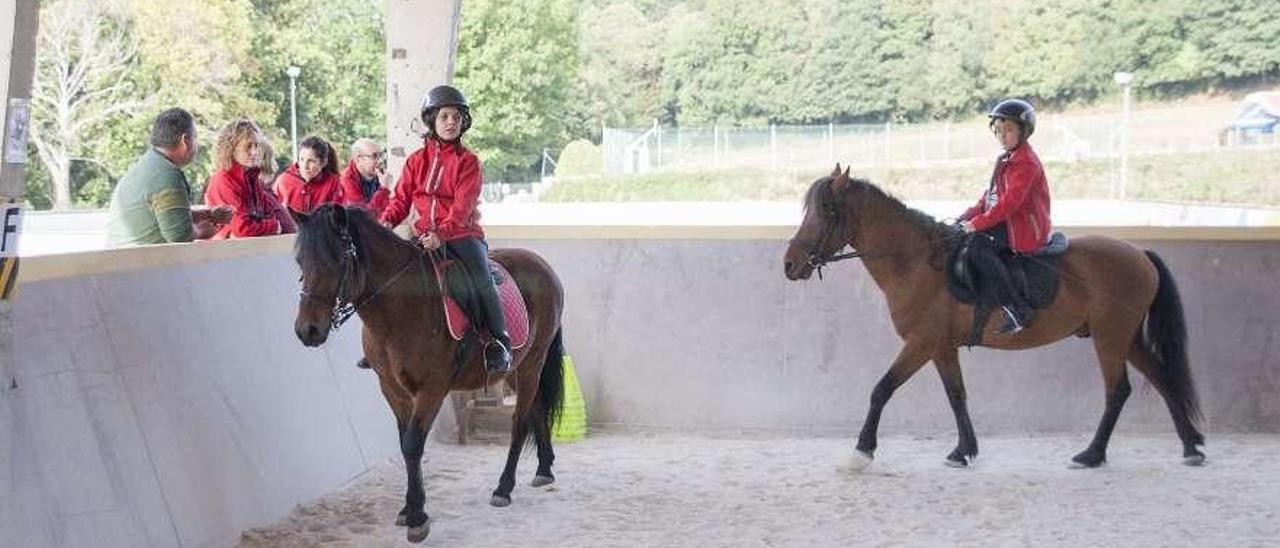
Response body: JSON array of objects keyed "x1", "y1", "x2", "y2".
[
  {"x1": 784, "y1": 165, "x2": 856, "y2": 280},
  {"x1": 291, "y1": 204, "x2": 363, "y2": 347}
]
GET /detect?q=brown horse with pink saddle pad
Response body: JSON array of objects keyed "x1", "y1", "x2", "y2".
[{"x1": 290, "y1": 204, "x2": 566, "y2": 543}]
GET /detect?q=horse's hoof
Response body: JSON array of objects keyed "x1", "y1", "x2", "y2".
[
  {"x1": 490, "y1": 494, "x2": 512, "y2": 507},
  {"x1": 1069, "y1": 457, "x2": 1105, "y2": 469},
  {"x1": 406, "y1": 522, "x2": 429, "y2": 543},
  {"x1": 945, "y1": 448, "x2": 977, "y2": 468},
  {"x1": 1183, "y1": 453, "x2": 1206, "y2": 467},
  {"x1": 838, "y1": 450, "x2": 874, "y2": 473},
  {"x1": 531, "y1": 474, "x2": 555, "y2": 487}
]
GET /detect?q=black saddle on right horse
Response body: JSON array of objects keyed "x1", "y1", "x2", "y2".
[{"x1": 945, "y1": 231, "x2": 1070, "y2": 345}]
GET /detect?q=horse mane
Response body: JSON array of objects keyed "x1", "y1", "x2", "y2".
[
  {"x1": 294, "y1": 204, "x2": 418, "y2": 271},
  {"x1": 804, "y1": 175, "x2": 963, "y2": 264}
]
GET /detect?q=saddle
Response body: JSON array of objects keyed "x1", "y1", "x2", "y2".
[
  {"x1": 430, "y1": 253, "x2": 530, "y2": 350},
  {"x1": 945, "y1": 232, "x2": 1069, "y2": 346}
]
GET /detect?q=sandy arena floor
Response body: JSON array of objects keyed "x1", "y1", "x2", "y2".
[{"x1": 236, "y1": 431, "x2": 1280, "y2": 547}]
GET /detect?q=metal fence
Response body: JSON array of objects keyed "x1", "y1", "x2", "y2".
[{"x1": 602, "y1": 112, "x2": 1278, "y2": 176}]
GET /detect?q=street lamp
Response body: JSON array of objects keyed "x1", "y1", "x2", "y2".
[
  {"x1": 286, "y1": 65, "x2": 301, "y2": 160},
  {"x1": 1113, "y1": 71, "x2": 1133, "y2": 200}
]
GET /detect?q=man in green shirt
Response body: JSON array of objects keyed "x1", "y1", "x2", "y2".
[{"x1": 106, "y1": 108, "x2": 231, "y2": 246}]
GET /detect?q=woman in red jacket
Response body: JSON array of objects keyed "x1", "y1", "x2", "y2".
[
  {"x1": 275, "y1": 135, "x2": 343, "y2": 213},
  {"x1": 957, "y1": 98, "x2": 1052, "y2": 334},
  {"x1": 204, "y1": 118, "x2": 289, "y2": 239},
  {"x1": 380, "y1": 85, "x2": 511, "y2": 373}
]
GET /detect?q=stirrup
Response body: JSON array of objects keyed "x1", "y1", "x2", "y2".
[
  {"x1": 484, "y1": 338, "x2": 512, "y2": 373},
  {"x1": 995, "y1": 306, "x2": 1027, "y2": 334}
]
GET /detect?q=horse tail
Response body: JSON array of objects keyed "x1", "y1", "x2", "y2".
[
  {"x1": 533, "y1": 327, "x2": 566, "y2": 440},
  {"x1": 1142, "y1": 250, "x2": 1202, "y2": 427}
]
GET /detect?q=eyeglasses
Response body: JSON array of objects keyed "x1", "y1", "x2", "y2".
[{"x1": 357, "y1": 152, "x2": 385, "y2": 160}]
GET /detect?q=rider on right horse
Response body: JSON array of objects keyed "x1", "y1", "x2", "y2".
[{"x1": 956, "y1": 98, "x2": 1053, "y2": 334}]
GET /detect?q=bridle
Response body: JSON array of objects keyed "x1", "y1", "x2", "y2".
[
  {"x1": 790, "y1": 179, "x2": 868, "y2": 279},
  {"x1": 298, "y1": 216, "x2": 420, "y2": 330},
  {"x1": 792, "y1": 177, "x2": 976, "y2": 279}
]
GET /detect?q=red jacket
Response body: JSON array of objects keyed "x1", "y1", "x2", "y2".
[
  {"x1": 960, "y1": 143, "x2": 1052, "y2": 253},
  {"x1": 204, "y1": 164, "x2": 284, "y2": 239},
  {"x1": 339, "y1": 160, "x2": 390, "y2": 217},
  {"x1": 380, "y1": 138, "x2": 484, "y2": 240},
  {"x1": 274, "y1": 164, "x2": 343, "y2": 213}
]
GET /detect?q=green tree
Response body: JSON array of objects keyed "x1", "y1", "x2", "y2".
[
  {"x1": 660, "y1": 0, "x2": 810, "y2": 126},
  {"x1": 247, "y1": 0, "x2": 386, "y2": 164},
  {"x1": 455, "y1": 0, "x2": 581, "y2": 178},
  {"x1": 28, "y1": 0, "x2": 146, "y2": 210},
  {"x1": 574, "y1": 2, "x2": 666, "y2": 129}
]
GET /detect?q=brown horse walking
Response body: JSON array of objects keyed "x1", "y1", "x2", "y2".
[
  {"x1": 291, "y1": 204, "x2": 566, "y2": 543},
  {"x1": 783, "y1": 167, "x2": 1205, "y2": 470}
]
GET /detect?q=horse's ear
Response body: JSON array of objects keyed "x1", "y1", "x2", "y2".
[
  {"x1": 830, "y1": 163, "x2": 842, "y2": 178},
  {"x1": 330, "y1": 204, "x2": 348, "y2": 232},
  {"x1": 288, "y1": 207, "x2": 308, "y2": 226},
  {"x1": 832, "y1": 164, "x2": 852, "y2": 193}
]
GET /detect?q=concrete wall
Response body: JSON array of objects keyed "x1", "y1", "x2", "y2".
[
  {"x1": 512, "y1": 236, "x2": 1280, "y2": 436},
  {"x1": 2, "y1": 227, "x2": 1277, "y2": 547},
  {"x1": 0, "y1": 240, "x2": 398, "y2": 548}
]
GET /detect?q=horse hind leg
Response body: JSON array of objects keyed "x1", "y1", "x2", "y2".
[
  {"x1": 1125, "y1": 338, "x2": 1206, "y2": 465},
  {"x1": 530, "y1": 329, "x2": 565, "y2": 488},
  {"x1": 1071, "y1": 336, "x2": 1132, "y2": 468},
  {"x1": 490, "y1": 403, "x2": 533, "y2": 507},
  {"x1": 934, "y1": 349, "x2": 979, "y2": 467},
  {"x1": 529, "y1": 404, "x2": 556, "y2": 487}
]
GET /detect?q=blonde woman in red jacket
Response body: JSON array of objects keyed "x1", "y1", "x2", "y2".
[
  {"x1": 380, "y1": 85, "x2": 511, "y2": 373},
  {"x1": 204, "y1": 118, "x2": 289, "y2": 239},
  {"x1": 957, "y1": 98, "x2": 1053, "y2": 334},
  {"x1": 275, "y1": 135, "x2": 343, "y2": 213}
]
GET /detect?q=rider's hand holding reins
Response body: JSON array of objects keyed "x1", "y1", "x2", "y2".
[{"x1": 419, "y1": 232, "x2": 443, "y2": 251}]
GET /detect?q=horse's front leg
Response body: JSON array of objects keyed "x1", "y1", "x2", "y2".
[
  {"x1": 400, "y1": 386, "x2": 448, "y2": 543},
  {"x1": 372, "y1": 367, "x2": 415, "y2": 526},
  {"x1": 934, "y1": 348, "x2": 979, "y2": 467},
  {"x1": 848, "y1": 342, "x2": 931, "y2": 471}
]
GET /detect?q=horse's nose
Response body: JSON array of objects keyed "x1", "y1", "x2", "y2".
[
  {"x1": 784, "y1": 260, "x2": 795, "y2": 278},
  {"x1": 296, "y1": 323, "x2": 323, "y2": 347}
]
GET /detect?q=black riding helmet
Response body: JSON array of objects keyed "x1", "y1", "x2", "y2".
[
  {"x1": 988, "y1": 98, "x2": 1036, "y2": 139},
  {"x1": 420, "y1": 85, "x2": 472, "y2": 139}
]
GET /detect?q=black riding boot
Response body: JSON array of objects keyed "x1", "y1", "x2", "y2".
[
  {"x1": 968, "y1": 226, "x2": 1035, "y2": 335},
  {"x1": 446, "y1": 236, "x2": 512, "y2": 373}
]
